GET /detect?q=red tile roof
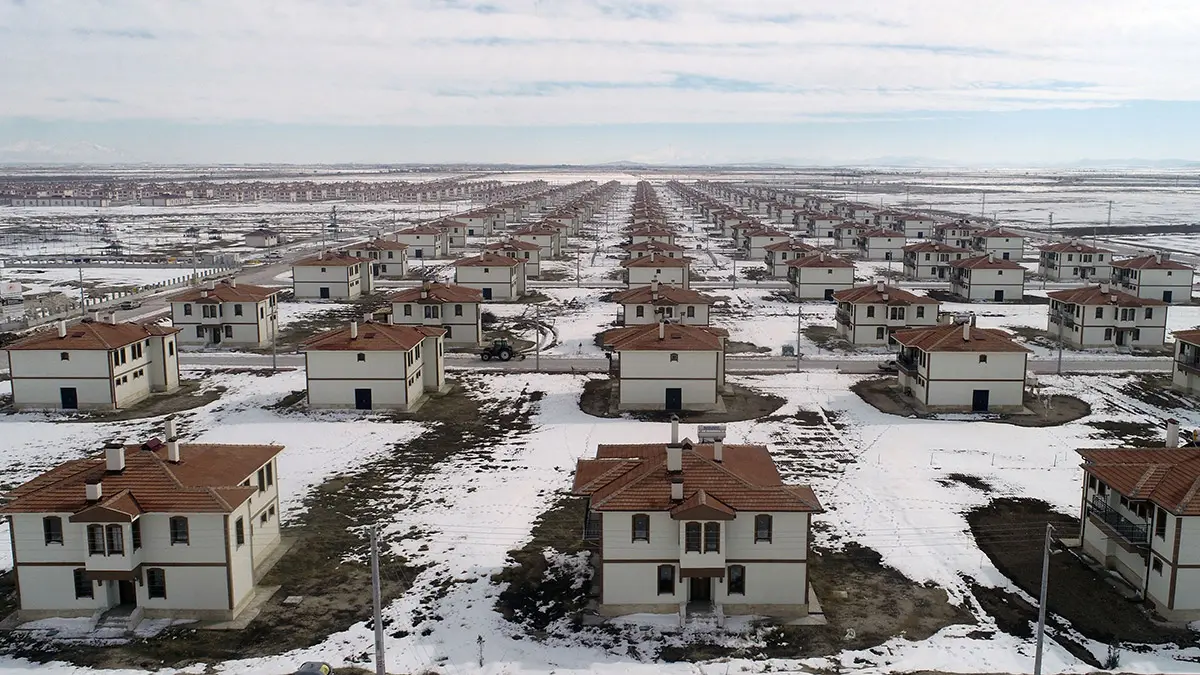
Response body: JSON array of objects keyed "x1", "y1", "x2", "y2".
[
  {"x1": 395, "y1": 225, "x2": 444, "y2": 236},
  {"x1": 860, "y1": 228, "x2": 903, "y2": 239},
  {"x1": 1040, "y1": 241, "x2": 1112, "y2": 254},
  {"x1": 763, "y1": 240, "x2": 819, "y2": 253},
  {"x1": 903, "y1": 241, "x2": 967, "y2": 254},
  {"x1": 453, "y1": 252, "x2": 522, "y2": 267},
  {"x1": 745, "y1": 228, "x2": 790, "y2": 238},
  {"x1": 1077, "y1": 447, "x2": 1200, "y2": 515},
  {"x1": 1174, "y1": 329, "x2": 1200, "y2": 344},
  {"x1": 626, "y1": 226, "x2": 677, "y2": 237},
  {"x1": 293, "y1": 253, "x2": 363, "y2": 267},
  {"x1": 7, "y1": 321, "x2": 180, "y2": 351},
  {"x1": 787, "y1": 254, "x2": 854, "y2": 269},
  {"x1": 573, "y1": 441, "x2": 823, "y2": 513},
  {"x1": 348, "y1": 239, "x2": 409, "y2": 251},
  {"x1": 621, "y1": 254, "x2": 692, "y2": 269},
  {"x1": 893, "y1": 323, "x2": 1031, "y2": 353},
  {"x1": 302, "y1": 322, "x2": 444, "y2": 351},
  {"x1": 832, "y1": 284, "x2": 938, "y2": 305},
  {"x1": 485, "y1": 239, "x2": 541, "y2": 252},
  {"x1": 975, "y1": 228, "x2": 1023, "y2": 238},
  {"x1": 949, "y1": 255, "x2": 1025, "y2": 270},
  {"x1": 512, "y1": 224, "x2": 560, "y2": 236},
  {"x1": 389, "y1": 282, "x2": 482, "y2": 304},
  {"x1": 1112, "y1": 254, "x2": 1194, "y2": 271},
  {"x1": 603, "y1": 322, "x2": 727, "y2": 351},
  {"x1": 612, "y1": 285, "x2": 715, "y2": 306},
  {"x1": 1048, "y1": 285, "x2": 1166, "y2": 307},
  {"x1": 0, "y1": 442, "x2": 283, "y2": 515},
  {"x1": 170, "y1": 280, "x2": 279, "y2": 303},
  {"x1": 623, "y1": 240, "x2": 686, "y2": 252}
]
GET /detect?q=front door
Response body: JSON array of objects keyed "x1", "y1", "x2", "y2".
[
  {"x1": 972, "y1": 389, "x2": 990, "y2": 412},
  {"x1": 354, "y1": 388, "x2": 372, "y2": 410},
  {"x1": 482, "y1": 288, "x2": 493, "y2": 300},
  {"x1": 1164, "y1": 290, "x2": 1174, "y2": 303},
  {"x1": 993, "y1": 289, "x2": 1004, "y2": 302},
  {"x1": 117, "y1": 580, "x2": 136, "y2": 606},
  {"x1": 688, "y1": 576, "x2": 712, "y2": 604},
  {"x1": 319, "y1": 287, "x2": 331, "y2": 299},
  {"x1": 1116, "y1": 330, "x2": 1127, "y2": 346},
  {"x1": 665, "y1": 388, "x2": 683, "y2": 411},
  {"x1": 823, "y1": 288, "x2": 834, "y2": 301},
  {"x1": 60, "y1": 387, "x2": 78, "y2": 409},
  {"x1": 414, "y1": 249, "x2": 423, "y2": 259},
  {"x1": 212, "y1": 326, "x2": 222, "y2": 344}
]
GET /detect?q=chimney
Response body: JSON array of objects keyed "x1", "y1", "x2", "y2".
[
  {"x1": 229, "y1": 278, "x2": 237, "y2": 288},
  {"x1": 876, "y1": 279, "x2": 885, "y2": 293},
  {"x1": 881, "y1": 292, "x2": 889, "y2": 302},
  {"x1": 988, "y1": 252, "x2": 995, "y2": 263},
  {"x1": 819, "y1": 252, "x2": 826, "y2": 262},
  {"x1": 713, "y1": 440, "x2": 723, "y2": 462},
  {"x1": 206, "y1": 279, "x2": 216, "y2": 290},
  {"x1": 167, "y1": 438, "x2": 181, "y2": 463},
  {"x1": 105, "y1": 443, "x2": 125, "y2": 473},
  {"x1": 350, "y1": 321, "x2": 359, "y2": 339},
  {"x1": 85, "y1": 481, "x2": 102, "y2": 502},
  {"x1": 658, "y1": 320, "x2": 666, "y2": 340},
  {"x1": 1100, "y1": 282, "x2": 1110, "y2": 294},
  {"x1": 1167, "y1": 418, "x2": 1180, "y2": 448},
  {"x1": 385, "y1": 312, "x2": 394, "y2": 325},
  {"x1": 200, "y1": 290, "x2": 208, "y2": 298},
  {"x1": 420, "y1": 279, "x2": 430, "y2": 299},
  {"x1": 651, "y1": 278, "x2": 660, "y2": 294},
  {"x1": 57, "y1": 320, "x2": 67, "y2": 338},
  {"x1": 670, "y1": 476, "x2": 684, "y2": 501},
  {"x1": 962, "y1": 321, "x2": 971, "y2": 341},
  {"x1": 363, "y1": 312, "x2": 373, "y2": 324},
  {"x1": 666, "y1": 445, "x2": 683, "y2": 473},
  {"x1": 164, "y1": 415, "x2": 177, "y2": 439},
  {"x1": 671, "y1": 414, "x2": 679, "y2": 444}
]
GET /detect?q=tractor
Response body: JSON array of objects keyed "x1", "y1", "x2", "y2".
[{"x1": 480, "y1": 338, "x2": 524, "y2": 361}]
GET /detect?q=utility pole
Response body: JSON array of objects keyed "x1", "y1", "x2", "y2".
[
  {"x1": 1056, "y1": 308, "x2": 1064, "y2": 375},
  {"x1": 535, "y1": 301, "x2": 541, "y2": 372},
  {"x1": 270, "y1": 312, "x2": 278, "y2": 372},
  {"x1": 980, "y1": 192, "x2": 986, "y2": 219},
  {"x1": 576, "y1": 253, "x2": 580, "y2": 288},
  {"x1": 1101, "y1": 200, "x2": 1111, "y2": 248},
  {"x1": 370, "y1": 525, "x2": 386, "y2": 675},
  {"x1": 1033, "y1": 523, "x2": 1055, "y2": 675},
  {"x1": 795, "y1": 310, "x2": 802, "y2": 373},
  {"x1": 78, "y1": 265, "x2": 86, "y2": 317}
]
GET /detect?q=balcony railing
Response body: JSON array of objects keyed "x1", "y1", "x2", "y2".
[
  {"x1": 896, "y1": 356, "x2": 918, "y2": 373},
  {"x1": 1087, "y1": 495, "x2": 1149, "y2": 545},
  {"x1": 835, "y1": 309, "x2": 852, "y2": 325},
  {"x1": 1177, "y1": 359, "x2": 1200, "y2": 376},
  {"x1": 583, "y1": 511, "x2": 601, "y2": 541}
]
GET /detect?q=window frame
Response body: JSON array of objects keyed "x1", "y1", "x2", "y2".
[
  {"x1": 73, "y1": 568, "x2": 94, "y2": 599},
  {"x1": 728, "y1": 564, "x2": 746, "y2": 595},
  {"x1": 43, "y1": 516, "x2": 64, "y2": 545},
  {"x1": 684, "y1": 522, "x2": 702, "y2": 552},
  {"x1": 754, "y1": 514, "x2": 773, "y2": 543},
  {"x1": 703, "y1": 522, "x2": 720, "y2": 553},
  {"x1": 86, "y1": 524, "x2": 106, "y2": 555},
  {"x1": 631, "y1": 513, "x2": 650, "y2": 542},
  {"x1": 105, "y1": 524, "x2": 124, "y2": 555},
  {"x1": 656, "y1": 564, "x2": 675, "y2": 595},
  {"x1": 235, "y1": 517, "x2": 246, "y2": 547},
  {"x1": 169, "y1": 516, "x2": 190, "y2": 545},
  {"x1": 147, "y1": 568, "x2": 167, "y2": 599}
]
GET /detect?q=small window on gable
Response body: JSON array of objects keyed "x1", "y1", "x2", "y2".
[
  {"x1": 669, "y1": 353, "x2": 679, "y2": 362},
  {"x1": 979, "y1": 355, "x2": 988, "y2": 363},
  {"x1": 60, "y1": 351, "x2": 70, "y2": 361},
  {"x1": 632, "y1": 514, "x2": 650, "y2": 541},
  {"x1": 357, "y1": 353, "x2": 366, "y2": 362}
]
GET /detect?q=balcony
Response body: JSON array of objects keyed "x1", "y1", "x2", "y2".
[
  {"x1": 896, "y1": 355, "x2": 918, "y2": 374},
  {"x1": 1177, "y1": 359, "x2": 1200, "y2": 376},
  {"x1": 835, "y1": 308, "x2": 852, "y2": 326},
  {"x1": 583, "y1": 511, "x2": 601, "y2": 542},
  {"x1": 1049, "y1": 312, "x2": 1076, "y2": 329},
  {"x1": 1087, "y1": 495, "x2": 1149, "y2": 546}
]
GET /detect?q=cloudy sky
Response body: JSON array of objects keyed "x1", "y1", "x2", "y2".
[{"x1": 2, "y1": 0, "x2": 1199, "y2": 164}]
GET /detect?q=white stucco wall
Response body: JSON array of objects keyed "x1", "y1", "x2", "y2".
[
  {"x1": 627, "y1": 266, "x2": 688, "y2": 289},
  {"x1": 305, "y1": 347, "x2": 424, "y2": 410}
]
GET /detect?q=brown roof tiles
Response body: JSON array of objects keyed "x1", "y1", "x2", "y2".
[
  {"x1": 389, "y1": 282, "x2": 482, "y2": 304},
  {"x1": 602, "y1": 322, "x2": 727, "y2": 351},
  {"x1": 893, "y1": 323, "x2": 1031, "y2": 353},
  {"x1": 1077, "y1": 447, "x2": 1200, "y2": 515},
  {"x1": 7, "y1": 321, "x2": 180, "y2": 351},
  {"x1": 1048, "y1": 285, "x2": 1166, "y2": 307},
  {"x1": 302, "y1": 322, "x2": 444, "y2": 351}
]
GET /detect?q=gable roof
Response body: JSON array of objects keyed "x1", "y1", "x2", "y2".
[
  {"x1": 763, "y1": 240, "x2": 819, "y2": 253},
  {"x1": 302, "y1": 322, "x2": 444, "y2": 351},
  {"x1": 573, "y1": 442, "x2": 823, "y2": 514},
  {"x1": 170, "y1": 280, "x2": 280, "y2": 303},
  {"x1": 832, "y1": 284, "x2": 939, "y2": 306},
  {"x1": 949, "y1": 255, "x2": 1025, "y2": 270},
  {"x1": 7, "y1": 321, "x2": 180, "y2": 351},
  {"x1": 611, "y1": 285, "x2": 716, "y2": 306},
  {"x1": 347, "y1": 239, "x2": 409, "y2": 252},
  {"x1": 389, "y1": 282, "x2": 482, "y2": 304},
  {"x1": 293, "y1": 253, "x2": 363, "y2": 267},
  {"x1": 453, "y1": 252, "x2": 522, "y2": 267},
  {"x1": 744, "y1": 227, "x2": 790, "y2": 238},
  {"x1": 903, "y1": 241, "x2": 968, "y2": 254},
  {"x1": 975, "y1": 227, "x2": 1023, "y2": 238},
  {"x1": 626, "y1": 226, "x2": 677, "y2": 237},
  {"x1": 621, "y1": 254, "x2": 692, "y2": 269},
  {"x1": 484, "y1": 239, "x2": 541, "y2": 252},
  {"x1": 1047, "y1": 285, "x2": 1167, "y2": 307},
  {"x1": 1174, "y1": 329, "x2": 1200, "y2": 345},
  {"x1": 1077, "y1": 447, "x2": 1200, "y2": 515},
  {"x1": 1112, "y1": 254, "x2": 1194, "y2": 271},
  {"x1": 623, "y1": 240, "x2": 686, "y2": 253},
  {"x1": 787, "y1": 254, "x2": 854, "y2": 269},
  {"x1": 860, "y1": 228, "x2": 903, "y2": 239},
  {"x1": 0, "y1": 442, "x2": 283, "y2": 516},
  {"x1": 394, "y1": 225, "x2": 444, "y2": 236},
  {"x1": 893, "y1": 323, "x2": 1031, "y2": 353},
  {"x1": 1040, "y1": 241, "x2": 1112, "y2": 254},
  {"x1": 512, "y1": 224, "x2": 561, "y2": 236},
  {"x1": 602, "y1": 322, "x2": 727, "y2": 351}
]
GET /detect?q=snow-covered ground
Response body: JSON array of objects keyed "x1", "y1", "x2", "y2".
[{"x1": 0, "y1": 266, "x2": 195, "y2": 296}]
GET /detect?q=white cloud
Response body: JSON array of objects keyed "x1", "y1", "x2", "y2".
[{"x1": 1, "y1": 0, "x2": 1198, "y2": 126}]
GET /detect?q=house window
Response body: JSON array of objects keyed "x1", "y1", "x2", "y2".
[
  {"x1": 183, "y1": 304, "x2": 192, "y2": 316},
  {"x1": 132, "y1": 519, "x2": 141, "y2": 550},
  {"x1": 1156, "y1": 508, "x2": 1168, "y2": 539},
  {"x1": 357, "y1": 353, "x2": 366, "y2": 362},
  {"x1": 1088, "y1": 476, "x2": 1097, "y2": 491},
  {"x1": 670, "y1": 353, "x2": 679, "y2": 362},
  {"x1": 147, "y1": 568, "x2": 167, "y2": 599},
  {"x1": 1104, "y1": 328, "x2": 1113, "y2": 341},
  {"x1": 1095, "y1": 307, "x2": 1103, "y2": 319},
  {"x1": 43, "y1": 516, "x2": 64, "y2": 544},
  {"x1": 1153, "y1": 557, "x2": 1164, "y2": 575},
  {"x1": 87, "y1": 524, "x2": 105, "y2": 555},
  {"x1": 687, "y1": 306, "x2": 695, "y2": 318},
  {"x1": 261, "y1": 511, "x2": 269, "y2": 525},
  {"x1": 657, "y1": 564, "x2": 675, "y2": 595},
  {"x1": 1145, "y1": 307, "x2": 1154, "y2": 319},
  {"x1": 876, "y1": 327, "x2": 885, "y2": 340},
  {"x1": 866, "y1": 306, "x2": 875, "y2": 318},
  {"x1": 424, "y1": 305, "x2": 439, "y2": 319},
  {"x1": 234, "y1": 304, "x2": 244, "y2": 316},
  {"x1": 636, "y1": 306, "x2": 645, "y2": 318},
  {"x1": 632, "y1": 514, "x2": 650, "y2": 541},
  {"x1": 404, "y1": 305, "x2": 413, "y2": 316},
  {"x1": 979, "y1": 355, "x2": 988, "y2": 363},
  {"x1": 235, "y1": 517, "x2": 246, "y2": 547},
  {"x1": 196, "y1": 326, "x2": 206, "y2": 338},
  {"x1": 269, "y1": 505, "x2": 276, "y2": 518},
  {"x1": 728, "y1": 564, "x2": 746, "y2": 595},
  {"x1": 266, "y1": 462, "x2": 274, "y2": 486},
  {"x1": 60, "y1": 351, "x2": 70, "y2": 361},
  {"x1": 703, "y1": 522, "x2": 720, "y2": 552},
  {"x1": 169, "y1": 516, "x2": 189, "y2": 544},
  {"x1": 685, "y1": 522, "x2": 702, "y2": 552},
  {"x1": 73, "y1": 569, "x2": 93, "y2": 599},
  {"x1": 454, "y1": 304, "x2": 463, "y2": 316},
  {"x1": 105, "y1": 524, "x2": 124, "y2": 555},
  {"x1": 223, "y1": 325, "x2": 233, "y2": 338},
  {"x1": 754, "y1": 514, "x2": 773, "y2": 543},
  {"x1": 916, "y1": 306, "x2": 925, "y2": 319},
  {"x1": 258, "y1": 468, "x2": 266, "y2": 492}
]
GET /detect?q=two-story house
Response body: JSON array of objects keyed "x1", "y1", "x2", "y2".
[
  {"x1": 893, "y1": 318, "x2": 1030, "y2": 412},
  {"x1": 484, "y1": 239, "x2": 542, "y2": 277},
  {"x1": 1172, "y1": 330, "x2": 1200, "y2": 396},
  {"x1": 292, "y1": 253, "x2": 372, "y2": 300},
  {"x1": 1076, "y1": 425, "x2": 1200, "y2": 620},
  {"x1": 346, "y1": 239, "x2": 410, "y2": 279},
  {"x1": 572, "y1": 421, "x2": 823, "y2": 619},
  {"x1": 804, "y1": 213, "x2": 842, "y2": 238},
  {"x1": 6, "y1": 318, "x2": 180, "y2": 410},
  {"x1": 302, "y1": 320, "x2": 445, "y2": 411},
  {"x1": 622, "y1": 254, "x2": 692, "y2": 290},
  {"x1": 971, "y1": 228, "x2": 1024, "y2": 261},
  {"x1": 832, "y1": 282, "x2": 940, "y2": 345},
  {"x1": 169, "y1": 279, "x2": 280, "y2": 348},
  {"x1": 949, "y1": 254, "x2": 1026, "y2": 302},
  {"x1": 833, "y1": 223, "x2": 865, "y2": 250},
  {"x1": 1111, "y1": 253, "x2": 1195, "y2": 304},
  {"x1": 392, "y1": 225, "x2": 448, "y2": 259},
  {"x1": 857, "y1": 229, "x2": 906, "y2": 261},
  {"x1": 903, "y1": 241, "x2": 968, "y2": 280},
  {"x1": 1037, "y1": 242, "x2": 1113, "y2": 282},
  {"x1": 626, "y1": 226, "x2": 678, "y2": 248},
  {"x1": 787, "y1": 253, "x2": 855, "y2": 300},
  {"x1": 453, "y1": 252, "x2": 526, "y2": 301},
  {"x1": 512, "y1": 224, "x2": 563, "y2": 258},
  {"x1": 624, "y1": 240, "x2": 686, "y2": 260},
  {"x1": 390, "y1": 282, "x2": 483, "y2": 346},
  {"x1": 934, "y1": 221, "x2": 982, "y2": 250},
  {"x1": 1047, "y1": 284, "x2": 1168, "y2": 349},
  {"x1": 743, "y1": 228, "x2": 792, "y2": 261},
  {"x1": 764, "y1": 240, "x2": 819, "y2": 278},
  {"x1": 612, "y1": 281, "x2": 715, "y2": 326},
  {"x1": 602, "y1": 322, "x2": 727, "y2": 411},
  {"x1": 432, "y1": 220, "x2": 468, "y2": 249},
  {"x1": 0, "y1": 424, "x2": 284, "y2": 623},
  {"x1": 894, "y1": 215, "x2": 936, "y2": 240}
]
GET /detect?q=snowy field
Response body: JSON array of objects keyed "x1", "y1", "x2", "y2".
[{"x1": 0, "y1": 265, "x2": 196, "y2": 296}]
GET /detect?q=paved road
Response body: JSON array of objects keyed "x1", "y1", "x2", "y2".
[{"x1": 176, "y1": 351, "x2": 1173, "y2": 375}]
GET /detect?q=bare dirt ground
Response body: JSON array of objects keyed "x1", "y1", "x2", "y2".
[
  {"x1": 267, "y1": 294, "x2": 394, "y2": 351},
  {"x1": 578, "y1": 378, "x2": 785, "y2": 423},
  {"x1": 968, "y1": 498, "x2": 1196, "y2": 668},
  {"x1": 851, "y1": 378, "x2": 1091, "y2": 427}
]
